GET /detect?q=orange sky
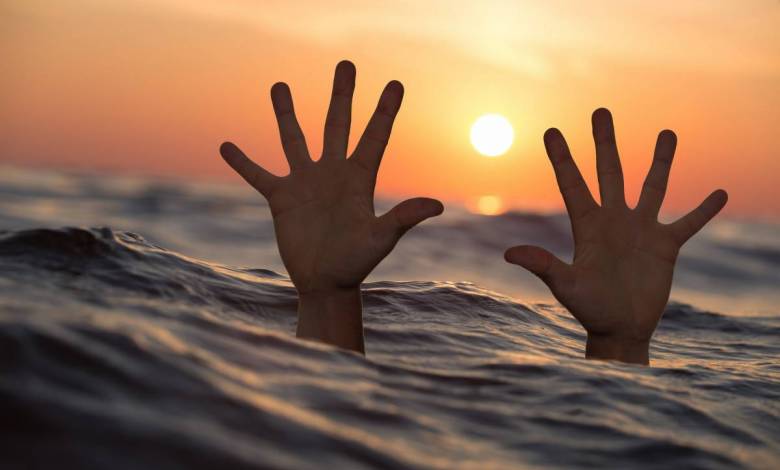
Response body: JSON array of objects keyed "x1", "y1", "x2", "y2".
[{"x1": 2, "y1": 0, "x2": 778, "y2": 219}]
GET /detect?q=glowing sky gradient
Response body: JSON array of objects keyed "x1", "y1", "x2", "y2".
[{"x1": 2, "y1": 0, "x2": 778, "y2": 219}]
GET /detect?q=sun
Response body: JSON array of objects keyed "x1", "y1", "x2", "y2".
[{"x1": 470, "y1": 114, "x2": 514, "y2": 157}]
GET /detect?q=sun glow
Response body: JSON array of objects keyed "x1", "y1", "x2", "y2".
[
  {"x1": 475, "y1": 195, "x2": 504, "y2": 215},
  {"x1": 470, "y1": 114, "x2": 514, "y2": 157}
]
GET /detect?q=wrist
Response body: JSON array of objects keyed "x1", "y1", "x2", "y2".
[
  {"x1": 585, "y1": 333, "x2": 650, "y2": 365},
  {"x1": 296, "y1": 286, "x2": 364, "y2": 354}
]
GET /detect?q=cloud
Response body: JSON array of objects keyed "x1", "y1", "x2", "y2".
[{"x1": 106, "y1": 0, "x2": 780, "y2": 78}]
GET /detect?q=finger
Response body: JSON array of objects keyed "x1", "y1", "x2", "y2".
[
  {"x1": 219, "y1": 142, "x2": 277, "y2": 197},
  {"x1": 544, "y1": 128, "x2": 599, "y2": 225},
  {"x1": 270, "y1": 82, "x2": 311, "y2": 171},
  {"x1": 504, "y1": 245, "x2": 573, "y2": 293},
  {"x1": 636, "y1": 130, "x2": 677, "y2": 218},
  {"x1": 352, "y1": 80, "x2": 404, "y2": 175},
  {"x1": 669, "y1": 190, "x2": 728, "y2": 245},
  {"x1": 376, "y1": 197, "x2": 443, "y2": 237},
  {"x1": 591, "y1": 108, "x2": 626, "y2": 207},
  {"x1": 321, "y1": 60, "x2": 356, "y2": 161}
]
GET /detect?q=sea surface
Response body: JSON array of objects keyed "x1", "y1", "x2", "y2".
[{"x1": 1, "y1": 166, "x2": 778, "y2": 469}]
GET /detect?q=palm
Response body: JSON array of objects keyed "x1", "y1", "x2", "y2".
[
  {"x1": 267, "y1": 160, "x2": 393, "y2": 293},
  {"x1": 220, "y1": 61, "x2": 442, "y2": 295},
  {"x1": 560, "y1": 207, "x2": 678, "y2": 340},
  {"x1": 506, "y1": 109, "x2": 727, "y2": 347}
]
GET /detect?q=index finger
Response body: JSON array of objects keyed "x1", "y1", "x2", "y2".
[
  {"x1": 636, "y1": 130, "x2": 677, "y2": 218},
  {"x1": 271, "y1": 82, "x2": 311, "y2": 171},
  {"x1": 544, "y1": 128, "x2": 599, "y2": 225},
  {"x1": 351, "y1": 80, "x2": 404, "y2": 175}
]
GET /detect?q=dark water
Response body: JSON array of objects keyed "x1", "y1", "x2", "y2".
[{"x1": 1, "y1": 167, "x2": 778, "y2": 469}]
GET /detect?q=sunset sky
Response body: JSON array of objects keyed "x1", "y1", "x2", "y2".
[{"x1": 2, "y1": 0, "x2": 778, "y2": 219}]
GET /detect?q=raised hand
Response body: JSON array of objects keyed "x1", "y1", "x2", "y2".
[
  {"x1": 220, "y1": 61, "x2": 443, "y2": 353},
  {"x1": 505, "y1": 109, "x2": 727, "y2": 364}
]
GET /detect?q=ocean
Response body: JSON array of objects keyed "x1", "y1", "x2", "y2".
[{"x1": 1, "y1": 166, "x2": 778, "y2": 469}]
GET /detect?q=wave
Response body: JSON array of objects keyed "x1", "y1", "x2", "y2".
[
  {"x1": 1, "y1": 227, "x2": 778, "y2": 469},
  {"x1": 1, "y1": 166, "x2": 779, "y2": 318}
]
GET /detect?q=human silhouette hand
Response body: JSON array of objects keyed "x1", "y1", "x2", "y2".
[
  {"x1": 220, "y1": 61, "x2": 443, "y2": 353},
  {"x1": 505, "y1": 109, "x2": 727, "y2": 364}
]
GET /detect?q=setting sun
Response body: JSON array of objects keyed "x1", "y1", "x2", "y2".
[{"x1": 470, "y1": 114, "x2": 514, "y2": 157}]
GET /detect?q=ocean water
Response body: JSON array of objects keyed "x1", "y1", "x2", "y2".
[{"x1": 1, "y1": 166, "x2": 778, "y2": 469}]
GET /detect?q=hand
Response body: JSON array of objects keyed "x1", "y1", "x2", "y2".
[
  {"x1": 505, "y1": 109, "x2": 727, "y2": 364},
  {"x1": 219, "y1": 61, "x2": 443, "y2": 353}
]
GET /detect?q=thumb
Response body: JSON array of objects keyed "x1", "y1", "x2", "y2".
[
  {"x1": 504, "y1": 245, "x2": 571, "y2": 290},
  {"x1": 377, "y1": 197, "x2": 444, "y2": 235}
]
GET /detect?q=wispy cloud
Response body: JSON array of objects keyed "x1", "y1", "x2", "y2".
[{"x1": 144, "y1": 0, "x2": 780, "y2": 78}]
